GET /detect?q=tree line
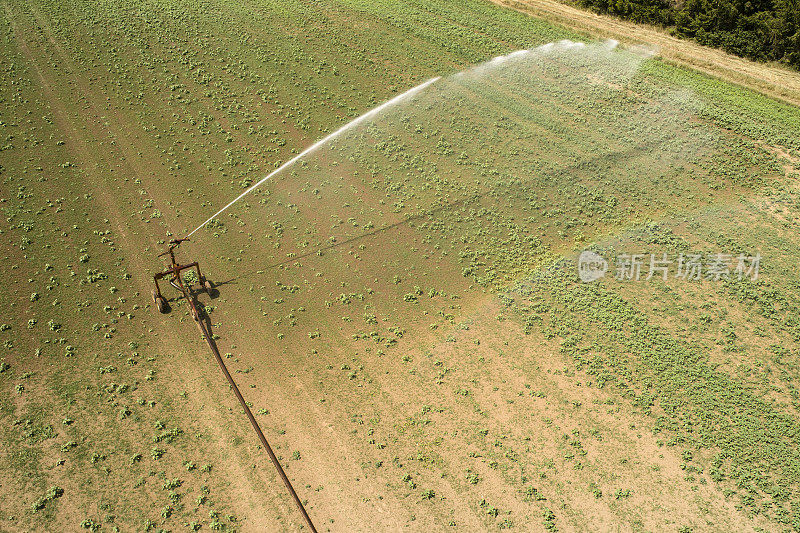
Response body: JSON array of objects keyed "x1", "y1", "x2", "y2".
[{"x1": 574, "y1": 0, "x2": 800, "y2": 68}]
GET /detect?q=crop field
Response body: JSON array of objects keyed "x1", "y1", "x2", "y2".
[{"x1": 2, "y1": 0, "x2": 800, "y2": 531}]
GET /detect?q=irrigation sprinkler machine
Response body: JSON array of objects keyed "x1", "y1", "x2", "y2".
[
  {"x1": 151, "y1": 237, "x2": 213, "y2": 319},
  {"x1": 148, "y1": 236, "x2": 319, "y2": 532},
  {"x1": 140, "y1": 79, "x2": 442, "y2": 533}
]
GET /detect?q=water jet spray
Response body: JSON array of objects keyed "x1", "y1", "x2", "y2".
[{"x1": 184, "y1": 76, "x2": 440, "y2": 239}]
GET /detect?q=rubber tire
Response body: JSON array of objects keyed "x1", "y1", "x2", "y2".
[{"x1": 152, "y1": 289, "x2": 168, "y2": 314}]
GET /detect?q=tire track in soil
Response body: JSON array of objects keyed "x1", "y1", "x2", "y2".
[
  {"x1": 218, "y1": 317, "x2": 415, "y2": 531},
  {"x1": 215, "y1": 230, "x2": 495, "y2": 531}
]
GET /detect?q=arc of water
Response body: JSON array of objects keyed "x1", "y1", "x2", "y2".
[{"x1": 185, "y1": 76, "x2": 441, "y2": 239}]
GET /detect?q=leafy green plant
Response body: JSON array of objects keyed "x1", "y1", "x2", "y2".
[{"x1": 31, "y1": 486, "x2": 63, "y2": 511}]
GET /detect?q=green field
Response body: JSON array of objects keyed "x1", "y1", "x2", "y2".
[{"x1": 2, "y1": 0, "x2": 800, "y2": 531}]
